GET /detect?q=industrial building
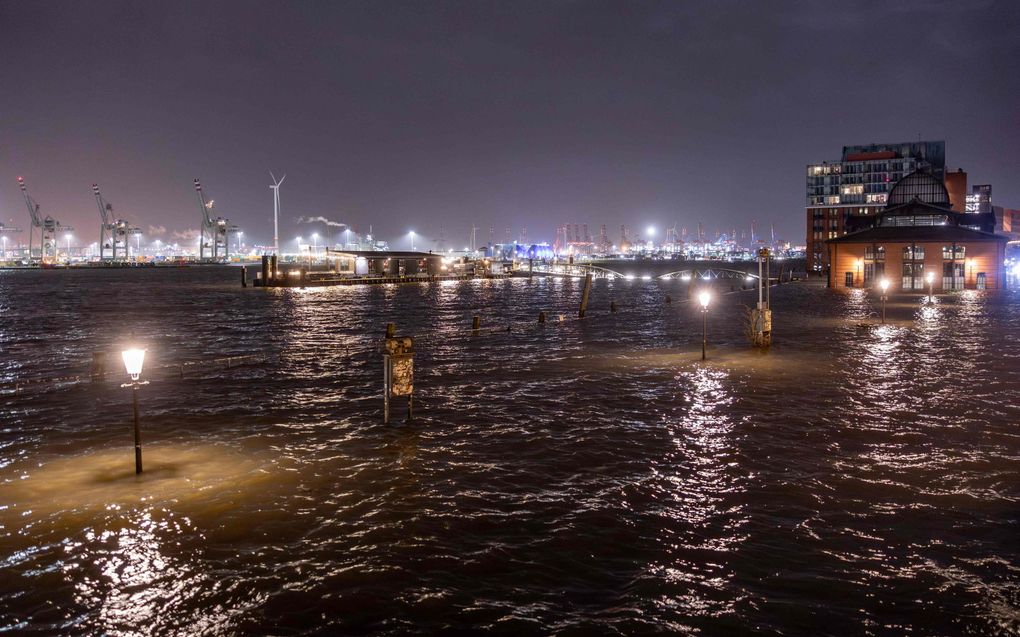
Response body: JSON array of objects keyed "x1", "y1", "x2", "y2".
[{"x1": 826, "y1": 170, "x2": 1007, "y2": 290}]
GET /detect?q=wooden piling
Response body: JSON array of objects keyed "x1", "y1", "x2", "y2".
[
  {"x1": 241, "y1": 266, "x2": 247, "y2": 288},
  {"x1": 90, "y1": 352, "x2": 106, "y2": 382},
  {"x1": 538, "y1": 311, "x2": 546, "y2": 323},
  {"x1": 472, "y1": 315, "x2": 481, "y2": 334},
  {"x1": 578, "y1": 272, "x2": 593, "y2": 318}
]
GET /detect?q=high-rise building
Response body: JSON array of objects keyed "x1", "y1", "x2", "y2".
[
  {"x1": 967, "y1": 184, "x2": 992, "y2": 214},
  {"x1": 806, "y1": 140, "x2": 946, "y2": 272}
]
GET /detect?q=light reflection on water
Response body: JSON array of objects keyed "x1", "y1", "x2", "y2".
[{"x1": 1, "y1": 269, "x2": 1019, "y2": 634}]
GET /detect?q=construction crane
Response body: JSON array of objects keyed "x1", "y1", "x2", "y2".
[
  {"x1": 17, "y1": 177, "x2": 73, "y2": 263},
  {"x1": 194, "y1": 178, "x2": 238, "y2": 261},
  {"x1": 93, "y1": 184, "x2": 141, "y2": 261}
]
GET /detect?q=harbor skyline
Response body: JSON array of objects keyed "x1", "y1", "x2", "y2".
[{"x1": 3, "y1": 1, "x2": 1020, "y2": 249}]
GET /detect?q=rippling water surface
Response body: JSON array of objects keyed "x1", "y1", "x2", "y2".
[{"x1": 1, "y1": 268, "x2": 1018, "y2": 635}]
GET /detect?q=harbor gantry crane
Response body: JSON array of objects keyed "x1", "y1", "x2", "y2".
[
  {"x1": 17, "y1": 177, "x2": 73, "y2": 263},
  {"x1": 93, "y1": 184, "x2": 141, "y2": 261},
  {"x1": 194, "y1": 179, "x2": 236, "y2": 261}
]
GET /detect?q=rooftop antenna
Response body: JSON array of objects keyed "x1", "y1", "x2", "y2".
[{"x1": 269, "y1": 171, "x2": 286, "y2": 256}]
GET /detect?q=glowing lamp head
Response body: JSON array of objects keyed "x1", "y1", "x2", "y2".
[
  {"x1": 698, "y1": 290, "x2": 711, "y2": 309},
  {"x1": 879, "y1": 278, "x2": 890, "y2": 293},
  {"x1": 122, "y1": 348, "x2": 146, "y2": 381},
  {"x1": 926, "y1": 271, "x2": 935, "y2": 283}
]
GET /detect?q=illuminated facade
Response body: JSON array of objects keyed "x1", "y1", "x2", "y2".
[
  {"x1": 826, "y1": 171, "x2": 1006, "y2": 290},
  {"x1": 807, "y1": 140, "x2": 946, "y2": 272}
]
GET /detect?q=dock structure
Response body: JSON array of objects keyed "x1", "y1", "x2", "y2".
[{"x1": 253, "y1": 250, "x2": 511, "y2": 287}]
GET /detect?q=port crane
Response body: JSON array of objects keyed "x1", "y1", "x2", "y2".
[
  {"x1": 93, "y1": 184, "x2": 141, "y2": 261},
  {"x1": 18, "y1": 177, "x2": 73, "y2": 263},
  {"x1": 194, "y1": 179, "x2": 238, "y2": 261}
]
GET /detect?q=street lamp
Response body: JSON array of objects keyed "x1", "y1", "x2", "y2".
[
  {"x1": 311, "y1": 232, "x2": 319, "y2": 256},
  {"x1": 698, "y1": 290, "x2": 711, "y2": 360},
  {"x1": 120, "y1": 348, "x2": 148, "y2": 475},
  {"x1": 926, "y1": 270, "x2": 935, "y2": 302},
  {"x1": 879, "y1": 278, "x2": 890, "y2": 324}
]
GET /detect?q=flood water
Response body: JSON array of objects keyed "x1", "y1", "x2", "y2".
[{"x1": 1, "y1": 267, "x2": 1018, "y2": 635}]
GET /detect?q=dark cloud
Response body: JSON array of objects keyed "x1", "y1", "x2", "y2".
[{"x1": 1, "y1": 0, "x2": 1018, "y2": 247}]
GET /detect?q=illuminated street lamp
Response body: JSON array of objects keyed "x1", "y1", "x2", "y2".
[
  {"x1": 926, "y1": 270, "x2": 935, "y2": 302},
  {"x1": 879, "y1": 278, "x2": 890, "y2": 324},
  {"x1": 120, "y1": 348, "x2": 148, "y2": 475},
  {"x1": 698, "y1": 290, "x2": 711, "y2": 360}
]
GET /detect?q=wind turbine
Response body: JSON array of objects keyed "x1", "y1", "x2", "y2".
[{"x1": 269, "y1": 171, "x2": 286, "y2": 256}]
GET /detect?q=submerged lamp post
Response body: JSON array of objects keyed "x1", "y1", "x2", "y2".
[
  {"x1": 879, "y1": 278, "x2": 890, "y2": 324},
  {"x1": 698, "y1": 290, "x2": 711, "y2": 360},
  {"x1": 121, "y1": 348, "x2": 148, "y2": 474},
  {"x1": 926, "y1": 270, "x2": 935, "y2": 302}
]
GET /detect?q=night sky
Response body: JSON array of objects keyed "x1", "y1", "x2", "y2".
[{"x1": 2, "y1": 0, "x2": 1018, "y2": 250}]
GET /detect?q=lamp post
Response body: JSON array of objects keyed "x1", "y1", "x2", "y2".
[
  {"x1": 926, "y1": 270, "x2": 935, "y2": 302},
  {"x1": 120, "y1": 348, "x2": 148, "y2": 474},
  {"x1": 698, "y1": 290, "x2": 711, "y2": 360},
  {"x1": 879, "y1": 278, "x2": 890, "y2": 324}
]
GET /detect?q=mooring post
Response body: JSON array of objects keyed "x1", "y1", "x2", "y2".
[
  {"x1": 472, "y1": 315, "x2": 481, "y2": 334},
  {"x1": 538, "y1": 311, "x2": 546, "y2": 323},
  {"x1": 270, "y1": 255, "x2": 278, "y2": 286},
  {"x1": 578, "y1": 272, "x2": 593, "y2": 318},
  {"x1": 382, "y1": 329, "x2": 414, "y2": 424},
  {"x1": 261, "y1": 255, "x2": 270, "y2": 284},
  {"x1": 90, "y1": 352, "x2": 106, "y2": 382},
  {"x1": 241, "y1": 266, "x2": 247, "y2": 288}
]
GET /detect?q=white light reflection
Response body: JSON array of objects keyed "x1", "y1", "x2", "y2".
[{"x1": 646, "y1": 365, "x2": 746, "y2": 618}]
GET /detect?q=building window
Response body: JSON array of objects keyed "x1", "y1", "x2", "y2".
[
  {"x1": 902, "y1": 262, "x2": 925, "y2": 290},
  {"x1": 903, "y1": 245, "x2": 925, "y2": 261},
  {"x1": 865, "y1": 245, "x2": 885, "y2": 261},
  {"x1": 825, "y1": 196, "x2": 840, "y2": 205},
  {"x1": 943, "y1": 262, "x2": 964, "y2": 290},
  {"x1": 941, "y1": 246, "x2": 965, "y2": 260},
  {"x1": 864, "y1": 262, "x2": 884, "y2": 285},
  {"x1": 841, "y1": 184, "x2": 864, "y2": 196}
]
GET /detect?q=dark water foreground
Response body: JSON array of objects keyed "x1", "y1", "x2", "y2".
[{"x1": 1, "y1": 269, "x2": 1018, "y2": 635}]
